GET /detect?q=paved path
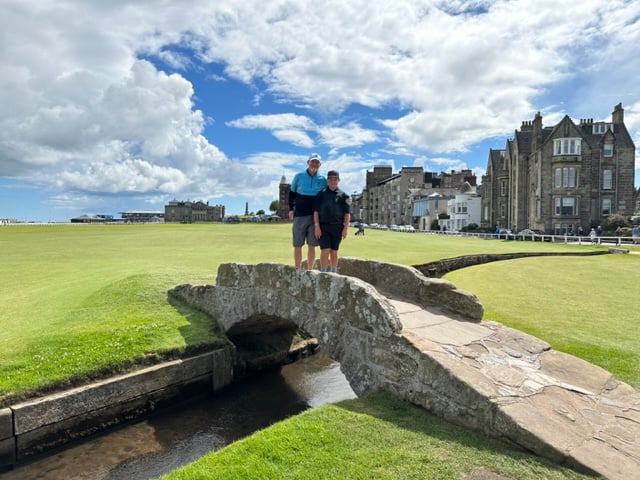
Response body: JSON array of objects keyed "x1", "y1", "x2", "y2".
[{"x1": 389, "y1": 298, "x2": 640, "y2": 480}]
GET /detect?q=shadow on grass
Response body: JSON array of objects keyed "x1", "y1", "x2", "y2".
[
  {"x1": 336, "y1": 391, "x2": 600, "y2": 479},
  {"x1": 168, "y1": 295, "x2": 227, "y2": 351}
]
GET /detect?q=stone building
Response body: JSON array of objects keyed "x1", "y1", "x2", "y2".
[
  {"x1": 164, "y1": 200, "x2": 225, "y2": 223},
  {"x1": 482, "y1": 103, "x2": 636, "y2": 234},
  {"x1": 349, "y1": 192, "x2": 364, "y2": 223},
  {"x1": 361, "y1": 166, "x2": 476, "y2": 227}
]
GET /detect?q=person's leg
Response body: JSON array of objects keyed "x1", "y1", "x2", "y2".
[
  {"x1": 316, "y1": 224, "x2": 331, "y2": 271},
  {"x1": 329, "y1": 226, "x2": 341, "y2": 272},
  {"x1": 307, "y1": 245, "x2": 316, "y2": 270},
  {"x1": 329, "y1": 249, "x2": 338, "y2": 272},
  {"x1": 301, "y1": 216, "x2": 318, "y2": 270},
  {"x1": 319, "y1": 248, "x2": 330, "y2": 271},
  {"x1": 293, "y1": 246, "x2": 302, "y2": 268},
  {"x1": 293, "y1": 216, "x2": 312, "y2": 269}
]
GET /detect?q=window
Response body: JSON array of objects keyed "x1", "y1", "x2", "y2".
[
  {"x1": 554, "y1": 167, "x2": 576, "y2": 188},
  {"x1": 603, "y1": 169, "x2": 612, "y2": 189},
  {"x1": 554, "y1": 223, "x2": 573, "y2": 235},
  {"x1": 602, "y1": 198, "x2": 611, "y2": 216},
  {"x1": 500, "y1": 179, "x2": 507, "y2": 196},
  {"x1": 593, "y1": 123, "x2": 607, "y2": 134},
  {"x1": 603, "y1": 143, "x2": 613, "y2": 157},
  {"x1": 554, "y1": 197, "x2": 575, "y2": 216},
  {"x1": 553, "y1": 138, "x2": 581, "y2": 155}
]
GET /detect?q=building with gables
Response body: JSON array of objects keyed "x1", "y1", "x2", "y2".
[
  {"x1": 481, "y1": 103, "x2": 636, "y2": 234},
  {"x1": 360, "y1": 166, "x2": 476, "y2": 228},
  {"x1": 164, "y1": 200, "x2": 225, "y2": 223}
]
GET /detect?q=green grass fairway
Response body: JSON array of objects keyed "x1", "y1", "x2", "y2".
[
  {"x1": 1, "y1": 222, "x2": 638, "y2": 404},
  {"x1": 448, "y1": 254, "x2": 640, "y2": 385}
]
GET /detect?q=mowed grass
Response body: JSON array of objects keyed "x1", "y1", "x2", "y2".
[
  {"x1": 1, "y1": 222, "x2": 638, "y2": 405},
  {"x1": 159, "y1": 391, "x2": 593, "y2": 480},
  {"x1": 1, "y1": 222, "x2": 635, "y2": 478},
  {"x1": 447, "y1": 253, "x2": 640, "y2": 385}
]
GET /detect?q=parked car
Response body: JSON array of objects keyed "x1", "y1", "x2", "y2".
[
  {"x1": 516, "y1": 228, "x2": 550, "y2": 241},
  {"x1": 497, "y1": 228, "x2": 515, "y2": 240}
]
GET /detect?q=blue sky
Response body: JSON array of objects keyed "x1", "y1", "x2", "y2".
[{"x1": 1, "y1": 0, "x2": 639, "y2": 222}]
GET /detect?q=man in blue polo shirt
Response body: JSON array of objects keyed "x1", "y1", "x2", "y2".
[
  {"x1": 289, "y1": 153, "x2": 327, "y2": 269},
  {"x1": 313, "y1": 170, "x2": 350, "y2": 273}
]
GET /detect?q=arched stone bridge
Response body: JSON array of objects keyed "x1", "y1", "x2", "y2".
[{"x1": 169, "y1": 257, "x2": 639, "y2": 480}]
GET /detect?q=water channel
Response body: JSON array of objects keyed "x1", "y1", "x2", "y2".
[{"x1": 2, "y1": 352, "x2": 356, "y2": 480}]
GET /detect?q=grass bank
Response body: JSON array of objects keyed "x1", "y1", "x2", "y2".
[
  {"x1": 448, "y1": 254, "x2": 640, "y2": 384},
  {"x1": 2, "y1": 222, "x2": 635, "y2": 478},
  {"x1": 158, "y1": 391, "x2": 594, "y2": 480}
]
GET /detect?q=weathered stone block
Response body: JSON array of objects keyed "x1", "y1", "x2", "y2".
[
  {"x1": 212, "y1": 347, "x2": 233, "y2": 392},
  {"x1": 15, "y1": 378, "x2": 211, "y2": 461},
  {"x1": 0, "y1": 408, "x2": 12, "y2": 440},
  {"x1": 13, "y1": 353, "x2": 214, "y2": 434}
]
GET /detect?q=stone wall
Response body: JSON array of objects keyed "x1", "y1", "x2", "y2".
[
  {"x1": 0, "y1": 350, "x2": 233, "y2": 468},
  {"x1": 412, "y1": 250, "x2": 608, "y2": 277}
]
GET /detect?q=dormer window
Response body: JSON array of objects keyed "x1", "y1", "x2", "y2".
[
  {"x1": 553, "y1": 138, "x2": 581, "y2": 155},
  {"x1": 593, "y1": 123, "x2": 608, "y2": 134}
]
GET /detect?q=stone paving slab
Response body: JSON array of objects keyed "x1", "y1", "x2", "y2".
[
  {"x1": 389, "y1": 299, "x2": 640, "y2": 480},
  {"x1": 390, "y1": 300, "x2": 494, "y2": 346}
]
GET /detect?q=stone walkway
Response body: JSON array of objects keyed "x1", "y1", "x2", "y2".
[{"x1": 390, "y1": 298, "x2": 640, "y2": 480}]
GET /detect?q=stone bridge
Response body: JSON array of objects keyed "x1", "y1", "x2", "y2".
[{"x1": 168, "y1": 257, "x2": 640, "y2": 480}]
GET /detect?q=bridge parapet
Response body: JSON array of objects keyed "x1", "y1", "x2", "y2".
[
  {"x1": 214, "y1": 261, "x2": 402, "y2": 337},
  {"x1": 337, "y1": 257, "x2": 483, "y2": 320}
]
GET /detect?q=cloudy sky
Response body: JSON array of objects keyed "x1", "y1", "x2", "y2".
[{"x1": 1, "y1": 0, "x2": 639, "y2": 221}]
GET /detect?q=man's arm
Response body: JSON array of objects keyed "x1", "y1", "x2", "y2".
[
  {"x1": 313, "y1": 210, "x2": 321, "y2": 239},
  {"x1": 288, "y1": 190, "x2": 296, "y2": 220},
  {"x1": 342, "y1": 212, "x2": 350, "y2": 239},
  {"x1": 341, "y1": 193, "x2": 351, "y2": 238}
]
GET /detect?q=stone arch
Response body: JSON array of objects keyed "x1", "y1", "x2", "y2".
[{"x1": 169, "y1": 261, "x2": 409, "y2": 394}]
